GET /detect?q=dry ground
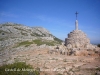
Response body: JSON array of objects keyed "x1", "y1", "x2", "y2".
[{"x1": 10, "y1": 48, "x2": 100, "y2": 75}]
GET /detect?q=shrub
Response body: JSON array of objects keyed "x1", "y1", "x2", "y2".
[
  {"x1": 33, "y1": 39, "x2": 42, "y2": 46},
  {"x1": 33, "y1": 39, "x2": 55, "y2": 46},
  {"x1": 0, "y1": 38, "x2": 5, "y2": 41},
  {"x1": 56, "y1": 73, "x2": 63, "y2": 75},
  {"x1": 54, "y1": 37, "x2": 62, "y2": 44},
  {"x1": 0, "y1": 62, "x2": 40, "y2": 75},
  {"x1": 15, "y1": 41, "x2": 33, "y2": 47},
  {"x1": 97, "y1": 44, "x2": 100, "y2": 47},
  {"x1": 96, "y1": 67, "x2": 100, "y2": 71}
]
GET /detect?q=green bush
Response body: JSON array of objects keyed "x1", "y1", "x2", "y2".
[
  {"x1": 33, "y1": 39, "x2": 55, "y2": 46},
  {"x1": 56, "y1": 73, "x2": 63, "y2": 75},
  {"x1": 97, "y1": 44, "x2": 100, "y2": 47},
  {"x1": 33, "y1": 39, "x2": 42, "y2": 46},
  {"x1": 54, "y1": 37, "x2": 62, "y2": 44},
  {"x1": 0, "y1": 38, "x2": 5, "y2": 41},
  {"x1": 96, "y1": 67, "x2": 100, "y2": 71},
  {"x1": 14, "y1": 39, "x2": 61, "y2": 48},
  {"x1": 15, "y1": 41, "x2": 33, "y2": 47},
  {"x1": 0, "y1": 62, "x2": 40, "y2": 75}
]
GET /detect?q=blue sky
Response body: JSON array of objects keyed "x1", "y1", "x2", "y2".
[{"x1": 0, "y1": 0, "x2": 100, "y2": 44}]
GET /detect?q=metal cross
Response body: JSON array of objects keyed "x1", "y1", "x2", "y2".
[{"x1": 75, "y1": 11, "x2": 78, "y2": 20}]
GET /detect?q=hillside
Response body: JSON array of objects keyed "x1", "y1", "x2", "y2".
[
  {"x1": 0, "y1": 22, "x2": 62, "y2": 49},
  {"x1": 0, "y1": 23, "x2": 100, "y2": 75}
]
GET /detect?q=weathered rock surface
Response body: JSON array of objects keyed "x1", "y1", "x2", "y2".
[
  {"x1": 0, "y1": 21, "x2": 100, "y2": 75},
  {"x1": 65, "y1": 30, "x2": 92, "y2": 48},
  {"x1": 0, "y1": 22, "x2": 62, "y2": 49}
]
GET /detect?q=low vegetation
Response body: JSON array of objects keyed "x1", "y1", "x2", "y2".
[
  {"x1": 0, "y1": 38, "x2": 5, "y2": 41},
  {"x1": 33, "y1": 39, "x2": 56, "y2": 46},
  {"x1": 97, "y1": 44, "x2": 100, "y2": 47},
  {"x1": 15, "y1": 39, "x2": 61, "y2": 47},
  {"x1": 54, "y1": 37, "x2": 63, "y2": 44},
  {"x1": 0, "y1": 62, "x2": 40, "y2": 75},
  {"x1": 15, "y1": 41, "x2": 33, "y2": 47},
  {"x1": 96, "y1": 67, "x2": 100, "y2": 71}
]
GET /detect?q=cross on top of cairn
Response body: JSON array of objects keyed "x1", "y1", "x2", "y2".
[{"x1": 75, "y1": 11, "x2": 78, "y2": 20}]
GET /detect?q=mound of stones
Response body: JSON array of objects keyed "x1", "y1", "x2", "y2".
[
  {"x1": 65, "y1": 30, "x2": 96, "y2": 49},
  {"x1": 49, "y1": 28, "x2": 100, "y2": 56}
]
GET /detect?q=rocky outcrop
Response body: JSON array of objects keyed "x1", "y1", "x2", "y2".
[
  {"x1": 0, "y1": 22, "x2": 62, "y2": 49},
  {"x1": 0, "y1": 22, "x2": 54, "y2": 39}
]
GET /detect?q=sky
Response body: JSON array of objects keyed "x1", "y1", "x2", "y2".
[{"x1": 0, "y1": 0, "x2": 100, "y2": 44}]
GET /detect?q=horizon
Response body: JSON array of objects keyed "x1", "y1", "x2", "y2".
[{"x1": 0, "y1": 0, "x2": 100, "y2": 44}]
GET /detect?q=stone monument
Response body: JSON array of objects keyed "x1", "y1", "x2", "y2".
[
  {"x1": 65, "y1": 12, "x2": 93, "y2": 49},
  {"x1": 49, "y1": 12, "x2": 98, "y2": 56}
]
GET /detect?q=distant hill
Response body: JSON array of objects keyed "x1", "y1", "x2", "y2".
[{"x1": 0, "y1": 22, "x2": 62, "y2": 48}]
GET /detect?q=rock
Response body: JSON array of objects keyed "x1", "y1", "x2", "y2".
[
  {"x1": 74, "y1": 50, "x2": 88, "y2": 56},
  {"x1": 96, "y1": 72, "x2": 100, "y2": 75},
  {"x1": 67, "y1": 44, "x2": 72, "y2": 49},
  {"x1": 65, "y1": 30, "x2": 90, "y2": 48},
  {"x1": 0, "y1": 22, "x2": 62, "y2": 49}
]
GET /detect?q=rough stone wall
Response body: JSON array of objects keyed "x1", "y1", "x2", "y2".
[{"x1": 65, "y1": 30, "x2": 90, "y2": 48}]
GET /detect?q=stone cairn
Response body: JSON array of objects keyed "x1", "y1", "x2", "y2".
[
  {"x1": 48, "y1": 12, "x2": 99, "y2": 56},
  {"x1": 65, "y1": 12, "x2": 95, "y2": 49},
  {"x1": 65, "y1": 29, "x2": 90, "y2": 48}
]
